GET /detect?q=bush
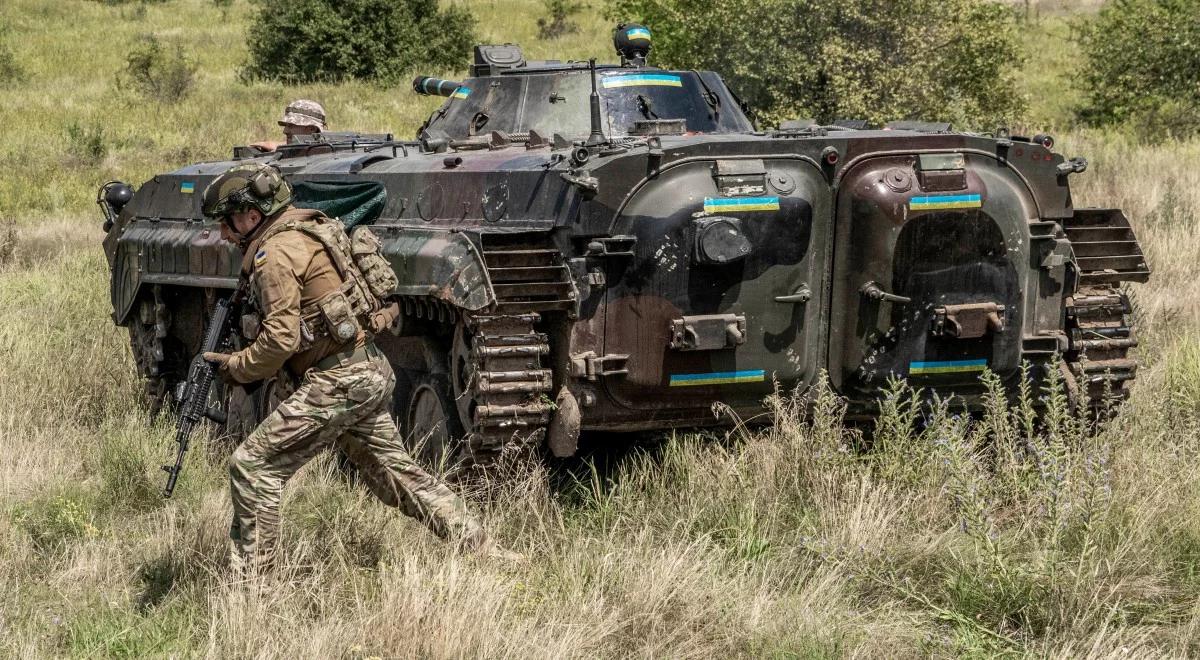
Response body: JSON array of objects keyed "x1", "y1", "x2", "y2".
[
  {"x1": 606, "y1": 0, "x2": 1027, "y2": 128},
  {"x1": 0, "y1": 219, "x2": 15, "y2": 267},
  {"x1": 538, "y1": 0, "x2": 585, "y2": 39},
  {"x1": 1077, "y1": 0, "x2": 1200, "y2": 139},
  {"x1": 0, "y1": 25, "x2": 24, "y2": 85},
  {"x1": 65, "y1": 122, "x2": 108, "y2": 166},
  {"x1": 244, "y1": 0, "x2": 475, "y2": 83},
  {"x1": 12, "y1": 493, "x2": 100, "y2": 552},
  {"x1": 119, "y1": 34, "x2": 197, "y2": 103}
]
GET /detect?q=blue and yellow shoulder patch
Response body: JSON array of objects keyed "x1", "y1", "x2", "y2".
[{"x1": 254, "y1": 249, "x2": 267, "y2": 267}]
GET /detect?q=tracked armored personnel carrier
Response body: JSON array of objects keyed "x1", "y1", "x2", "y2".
[{"x1": 100, "y1": 25, "x2": 1150, "y2": 463}]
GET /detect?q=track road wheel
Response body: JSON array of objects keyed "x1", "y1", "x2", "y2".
[{"x1": 396, "y1": 368, "x2": 466, "y2": 473}]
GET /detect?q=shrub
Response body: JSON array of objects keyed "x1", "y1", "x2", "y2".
[
  {"x1": 12, "y1": 493, "x2": 100, "y2": 552},
  {"x1": 243, "y1": 0, "x2": 475, "y2": 83},
  {"x1": 0, "y1": 25, "x2": 24, "y2": 85},
  {"x1": 606, "y1": 0, "x2": 1027, "y2": 128},
  {"x1": 0, "y1": 43, "x2": 21, "y2": 85},
  {"x1": 65, "y1": 121, "x2": 108, "y2": 166},
  {"x1": 119, "y1": 34, "x2": 197, "y2": 103},
  {"x1": 538, "y1": 0, "x2": 585, "y2": 39},
  {"x1": 1077, "y1": 0, "x2": 1200, "y2": 138},
  {"x1": 0, "y1": 219, "x2": 15, "y2": 266}
]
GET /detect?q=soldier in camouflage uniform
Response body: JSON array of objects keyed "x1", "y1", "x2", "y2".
[
  {"x1": 199, "y1": 163, "x2": 520, "y2": 573},
  {"x1": 251, "y1": 99, "x2": 327, "y2": 153}
]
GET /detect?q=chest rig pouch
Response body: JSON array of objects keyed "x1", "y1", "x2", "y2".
[{"x1": 254, "y1": 215, "x2": 394, "y2": 350}]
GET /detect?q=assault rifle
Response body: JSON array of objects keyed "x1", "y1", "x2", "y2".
[{"x1": 162, "y1": 289, "x2": 243, "y2": 498}]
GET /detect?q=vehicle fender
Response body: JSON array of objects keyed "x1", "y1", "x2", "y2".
[{"x1": 376, "y1": 226, "x2": 495, "y2": 311}]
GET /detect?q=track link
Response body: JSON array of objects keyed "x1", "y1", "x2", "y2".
[
  {"x1": 461, "y1": 313, "x2": 553, "y2": 461},
  {"x1": 1064, "y1": 285, "x2": 1138, "y2": 415}
]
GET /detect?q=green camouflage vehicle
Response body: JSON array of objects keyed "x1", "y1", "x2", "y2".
[{"x1": 99, "y1": 25, "x2": 1150, "y2": 463}]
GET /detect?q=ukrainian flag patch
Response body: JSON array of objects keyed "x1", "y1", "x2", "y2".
[
  {"x1": 254, "y1": 249, "x2": 267, "y2": 267},
  {"x1": 669, "y1": 370, "x2": 766, "y2": 387},
  {"x1": 602, "y1": 73, "x2": 683, "y2": 88},
  {"x1": 908, "y1": 194, "x2": 982, "y2": 211},
  {"x1": 451, "y1": 87, "x2": 471, "y2": 100},
  {"x1": 909, "y1": 359, "x2": 987, "y2": 375},
  {"x1": 703, "y1": 196, "x2": 780, "y2": 213},
  {"x1": 180, "y1": 181, "x2": 195, "y2": 194}
]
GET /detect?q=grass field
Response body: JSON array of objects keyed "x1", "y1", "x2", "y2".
[{"x1": 3, "y1": 0, "x2": 1200, "y2": 657}]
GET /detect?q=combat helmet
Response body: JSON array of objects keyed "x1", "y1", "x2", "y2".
[{"x1": 201, "y1": 163, "x2": 293, "y2": 220}]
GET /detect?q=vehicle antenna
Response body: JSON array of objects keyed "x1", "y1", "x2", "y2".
[{"x1": 585, "y1": 58, "x2": 607, "y2": 147}]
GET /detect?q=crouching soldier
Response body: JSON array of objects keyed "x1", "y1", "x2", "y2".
[{"x1": 199, "y1": 163, "x2": 520, "y2": 574}]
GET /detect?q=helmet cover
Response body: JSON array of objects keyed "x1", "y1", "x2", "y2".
[{"x1": 201, "y1": 163, "x2": 293, "y2": 219}]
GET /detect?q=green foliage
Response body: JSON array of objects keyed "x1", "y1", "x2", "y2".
[
  {"x1": 119, "y1": 34, "x2": 197, "y2": 103},
  {"x1": 606, "y1": 0, "x2": 1027, "y2": 128},
  {"x1": 0, "y1": 43, "x2": 22, "y2": 86},
  {"x1": 64, "y1": 121, "x2": 108, "y2": 166},
  {"x1": 1077, "y1": 0, "x2": 1200, "y2": 140},
  {"x1": 0, "y1": 23, "x2": 23, "y2": 86},
  {"x1": 12, "y1": 492, "x2": 100, "y2": 552},
  {"x1": 243, "y1": 0, "x2": 476, "y2": 83},
  {"x1": 95, "y1": 429, "x2": 162, "y2": 514},
  {"x1": 0, "y1": 219, "x2": 14, "y2": 267},
  {"x1": 538, "y1": 0, "x2": 586, "y2": 39}
]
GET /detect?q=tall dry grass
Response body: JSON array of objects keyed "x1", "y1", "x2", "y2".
[{"x1": 2, "y1": 0, "x2": 1200, "y2": 657}]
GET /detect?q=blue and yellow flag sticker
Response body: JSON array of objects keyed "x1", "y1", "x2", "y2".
[
  {"x1": 909, "y1": 359, "x2": 987, "y2": 375},
  {"x1": 451, "y1": 87, "x2": 471, "y2": 100},
  {"x1": 704, "y1": 196, "x2": 780, "y2": 213},
  {"x1": 626, "y1": 27, "x2": 652, "y2": 42},
  {"x1": 602, "y1": 73, "x2": 683, "y2": 88},
  {"x1": 670, "y1": 370, "x2": 765, "y2": 387},
  {"x1": 909, "y1": 194, "x2": 981, "y2": 211},
  {"x1": 254, "y1": 249, "x2": 267, "y2": 267},
  {"x1": 180, "y1": 181, "x2": 195, "y2": 194}
]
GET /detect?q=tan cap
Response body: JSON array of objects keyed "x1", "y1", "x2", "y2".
[{"x1": 278, "y1": 99, "x2": 327, "y2": 129}]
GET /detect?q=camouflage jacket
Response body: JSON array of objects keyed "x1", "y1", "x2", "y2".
[{"x1": 225, "y1": 207, "x2": 355, "y2": 382}]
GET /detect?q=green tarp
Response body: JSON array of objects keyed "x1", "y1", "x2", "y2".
[{"x1": 292, "y1": 179, "x2": 387, "y2": 230}]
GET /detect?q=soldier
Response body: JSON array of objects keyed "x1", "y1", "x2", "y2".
[
  {"x1": 199, "y1": 163, "x2": 520, "y2": 574},
  {"x1": 251, "y1": 99, "x2": 327, "y2": 153}
]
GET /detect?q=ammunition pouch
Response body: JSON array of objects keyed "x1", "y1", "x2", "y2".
[
  {"x1": 297, "y1": 280, "x2": 371, "y2": 350},
  {"x1": 252, "y1": 213, "x2": 393, "y2": 350},
  {"x1": 350, "y1": 226, "x2": 399, "y2": 302}
]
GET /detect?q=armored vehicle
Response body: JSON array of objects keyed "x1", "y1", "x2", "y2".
[{"x1": 100, "y1": 26, "x2": 1150, "y2": 463}]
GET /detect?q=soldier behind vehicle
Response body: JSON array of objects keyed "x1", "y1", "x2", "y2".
[
  {"x1": 250, "y1": 99, "x2": 327, "y2": 153},
  {"x1": 199, "y1": 163, "x2": 521, "y2": 574}
]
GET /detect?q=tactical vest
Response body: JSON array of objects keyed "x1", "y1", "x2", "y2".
[{"x1": 249, "y1": 215, "x2": 398, "y2": 348}]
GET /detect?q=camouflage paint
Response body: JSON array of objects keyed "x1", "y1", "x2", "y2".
[{"x1": 101, "y1": 55, "x2": 1151, "y2": 448}]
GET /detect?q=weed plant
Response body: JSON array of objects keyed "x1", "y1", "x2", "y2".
[
  {"x1": 0, "y1": 40, "x2": 22, "y2": 85},
  {"x1": 537, "y1": 0, "x2": 585, "y2": 39},
  {"x1": 119, "y1": 34, "x2": 197, "y2": 104}
]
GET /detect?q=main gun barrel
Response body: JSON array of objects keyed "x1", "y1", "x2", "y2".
[{"x1": 413, "y1": 76, "x2": 465, "y2": 97}]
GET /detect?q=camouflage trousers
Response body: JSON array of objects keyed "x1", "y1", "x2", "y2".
[{"x1": 228, "y1": 345, "x2": 484, "y2": 573}]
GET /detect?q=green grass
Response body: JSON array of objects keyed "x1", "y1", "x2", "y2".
[{"x1": 3, "y1": 0, "x2": 1200, "y2": 657}]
